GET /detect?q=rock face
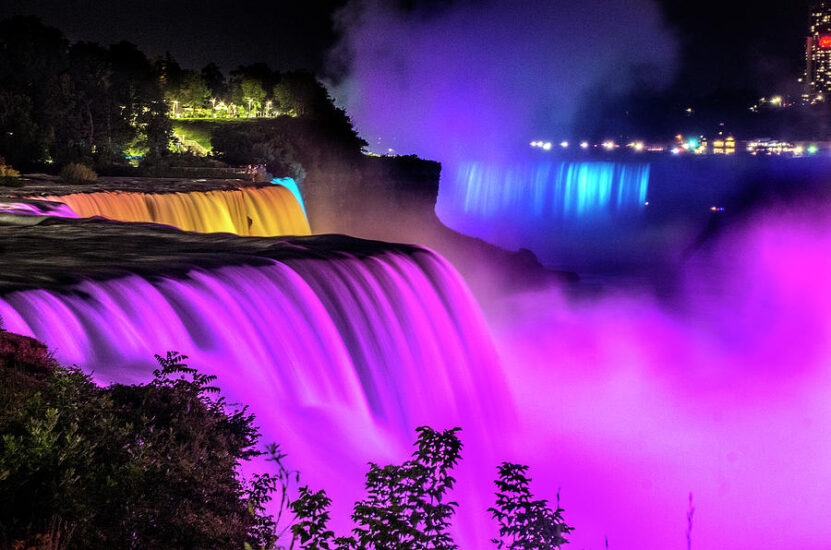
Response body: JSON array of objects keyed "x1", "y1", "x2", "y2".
[
  {"x1": 1, "y1": 167, "x2": 572, "y2": 297},
  {"x1": 0, "y1": 215, "x2": 423, "y2": 292},
  {"x1": 305, "y1": 156, "x2": 574, "y2": 296}
]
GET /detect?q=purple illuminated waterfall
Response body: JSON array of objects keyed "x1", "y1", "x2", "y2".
[{"x1": 0, "y1": 245, "x2": 507, "y2": 544}]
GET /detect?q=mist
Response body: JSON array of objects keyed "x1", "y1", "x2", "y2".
[
  {"x1": 486, "y1": 200, "x2": 831, "y2": 548},
  {"x1": 330, "y1": 0, "x2": 677, "y2": 161}
]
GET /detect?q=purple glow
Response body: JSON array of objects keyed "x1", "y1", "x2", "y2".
[
  {"x1": 0, "y1": 200, "x2": 80, "y2": 218},
  {"x1": 333, "y1": 0, "x2": 675, "y2": 161}
]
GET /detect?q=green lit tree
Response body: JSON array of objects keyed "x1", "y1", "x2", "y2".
[
  {"x1": 241, "y1": 77, "x2": 267, "y2": 115},
  {"x1": 178, "y1": 70, "x2": 211, "y2": 109}
]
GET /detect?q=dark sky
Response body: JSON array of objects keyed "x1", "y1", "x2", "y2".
[
  {"x1": 0, "y1": 0, "x2": 816, "y2": 97},
  {"x1": 657, "y1": 0, "x2": 814, "y2": 97}
]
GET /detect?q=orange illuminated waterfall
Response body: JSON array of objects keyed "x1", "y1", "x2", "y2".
[{"x1": 39, "y1": 186, "x2": 310, "y2": 236}]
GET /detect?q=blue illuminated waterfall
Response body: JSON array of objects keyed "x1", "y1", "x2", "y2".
[
  {"x1": 445, "y1": 161, "x2": 649, "y2": 221},
  {"x1": 435, "y1": 160, "x2": 651, "y2": 262}
]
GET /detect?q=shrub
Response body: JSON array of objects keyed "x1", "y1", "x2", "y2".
[
  {"x1": 0, "y1": 347, "x2": 275, "y2": 549},
  {"x1": 489, "y1": 462, "x2": 572, "y2": 549},
  {"x1": 59, "y1": 163, "x2": 97, "y2": 184},
  {"x1": 0, "y1": 157, "x2": 21, "y2": 186}
]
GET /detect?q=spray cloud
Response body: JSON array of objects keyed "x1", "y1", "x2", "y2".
[{"x1": 330, "y1": 0, "x2": 677, "y2": 162}]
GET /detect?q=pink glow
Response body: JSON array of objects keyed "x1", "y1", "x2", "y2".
[
  {"x1": 489, "y1": 207, "x2": 831, "y2": 549},
  {"x1": 0, "y1": 201, "x2": 80, "y2": 218},
  {"x1": 1, "y1": 207, "x2": 830, "y2": 547}
]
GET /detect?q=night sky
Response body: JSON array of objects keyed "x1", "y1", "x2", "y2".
[{"x1": 0, "y1": 0, "x2": 816, "y2": 97}]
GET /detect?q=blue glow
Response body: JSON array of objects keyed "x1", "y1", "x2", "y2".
[
  {"x1": 271, "y1": 177, "x2": 307, "y2": 217},
  {"x1": 449, "y1": 161, "x2": 650, "y2": 221}
]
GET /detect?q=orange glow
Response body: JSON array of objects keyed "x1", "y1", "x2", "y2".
[
  {"x1": 38, "y1": 186, "x2": 311, "y2": 237},
  {"x1": 820, "y1": 35, "x2": 831, "y2": 48}
]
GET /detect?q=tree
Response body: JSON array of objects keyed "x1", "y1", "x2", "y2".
[
  {"x1": 271, "y1": 71, "x2": 331, "y2": 118},
  {"x1": 240, "y1": 77, "x2": 267, "y2": 115},
  {"x1": 0, "y1": 16, "x2": 69, "y2": 168},
  {"x1": 178, "y1": 70, "x2": 211, "y2": 109},
  {"x1": 201, "y1": 62, "x2": 226, "y2": 99},
  {"x1": 351, "y1": 426, "x2": 462, "y2": 550},
  {"x1": 0, "y1": 342, "x2": 277, "y2": 549},
  {"x1": 489, "y1": 463, "x2": 572, "y2": 549}
]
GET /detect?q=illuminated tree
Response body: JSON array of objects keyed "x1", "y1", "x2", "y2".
[
  {"x1": 178, "y1": 70, "x2": 211, "y2": 109},
  {"x1": 241, "y1": 77, "x2": 267, "y2": 115}
]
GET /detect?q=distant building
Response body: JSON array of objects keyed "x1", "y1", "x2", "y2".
[
  {"x1": 712, "y1": 133, "x2": 736, "y2": 155},
  {"x1": 805, "y1": 2, "x2": 831, "y2": 101}
]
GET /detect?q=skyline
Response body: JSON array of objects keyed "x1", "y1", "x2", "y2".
[{"x1": 0, "y1": 0, "x2": 820, "y2": 100}]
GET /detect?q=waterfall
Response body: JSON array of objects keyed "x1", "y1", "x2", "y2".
[
  {"x1": 442, "y1": 160, "x2": 650, "y2": 221},
  {"x1": 36, "y1": 186, "x2": 310, "y2": 236},
  {"x1": 0, "y1": 200, "x2": 80, "y2": 218},
  {"x1": 435, "y1": 159, "x2": 651, "y2": 262},
  {"x1": 0, "y1": 245, "x2": 507, "y2": 543}
]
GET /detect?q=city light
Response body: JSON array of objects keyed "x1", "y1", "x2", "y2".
[{"x1": 525, "y1": 135, "x2": 823, "y2": 158}]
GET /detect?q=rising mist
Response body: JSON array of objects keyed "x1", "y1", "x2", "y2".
[{"x1": 330, "y1": 0, "x2": 677, "y2": 161}]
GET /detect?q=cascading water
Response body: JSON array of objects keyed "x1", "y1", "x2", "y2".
[
  {"x1": 0, "y1": 200, "x2": 80, "y2": 218},
  {"x1": 436, "y1": 160, "x2": 651, "y2": 263},
  {"x1": 444, "y1": 161, "x2": 649, "y2": 221},
  {"x1": 36, "y1": 185, "x2": 310, "y2": 236},
  {"x1": 0, "y1": 240, "x2": 507, "y2": 544}
]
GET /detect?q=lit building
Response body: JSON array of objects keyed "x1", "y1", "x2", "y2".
[
  {"x1": 711, "y1": 133, "x2": 736, "y2": 155},
  {"x1": 805, "y1": 2, "x2": 831, "y2": 101},
  {"x1": 746, "y1": 139, "x2": 803, "y2": 156}
]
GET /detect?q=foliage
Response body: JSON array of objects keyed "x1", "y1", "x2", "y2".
[
  {"x1": 59, "y1": 162, "x2": 97, "y2": 184},
  {"x1": 1, "y1": 335, "x2": 573, "y2": 549},
  {"x1": 0, "y1": 17, "x2": 171, "y2": 170},
  {"x1": 686, "y1": 492, "x2": 694, "y2": 550},
  {"x1": 178, "y1": 70, "x2": 211, "y2": 109},
  {"x1": 350, "y1": 426, "x2": 462, "y2": 550},
  {"x1": 0, "y1": 17, "x2": 363, "y2": 174},
  {"x1": 241, "y1": 78, "x2": 267, "y2": 114},
  {"x1": 0, "y1": 157, "x2": 21, "y2": 186},
  {"x1": 211, "y1": 114, "x2": 364, "y2": 182},
  {"x1": 489, "y1": 462, "x2": 572, "y2": 549},
  {"x1": 0, "y1": 343, "x2": 277, "y2": 549}
]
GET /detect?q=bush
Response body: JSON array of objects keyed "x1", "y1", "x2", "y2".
[
  {"x1": 0, "y1": 346, "x2": 275, "y2": 549},
  {"x1": 0, "y1": 157, "x2": 21, "y2": 186},
  {"x1": 59, "y1": 163, "x2": 97, "y2": 184}
]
